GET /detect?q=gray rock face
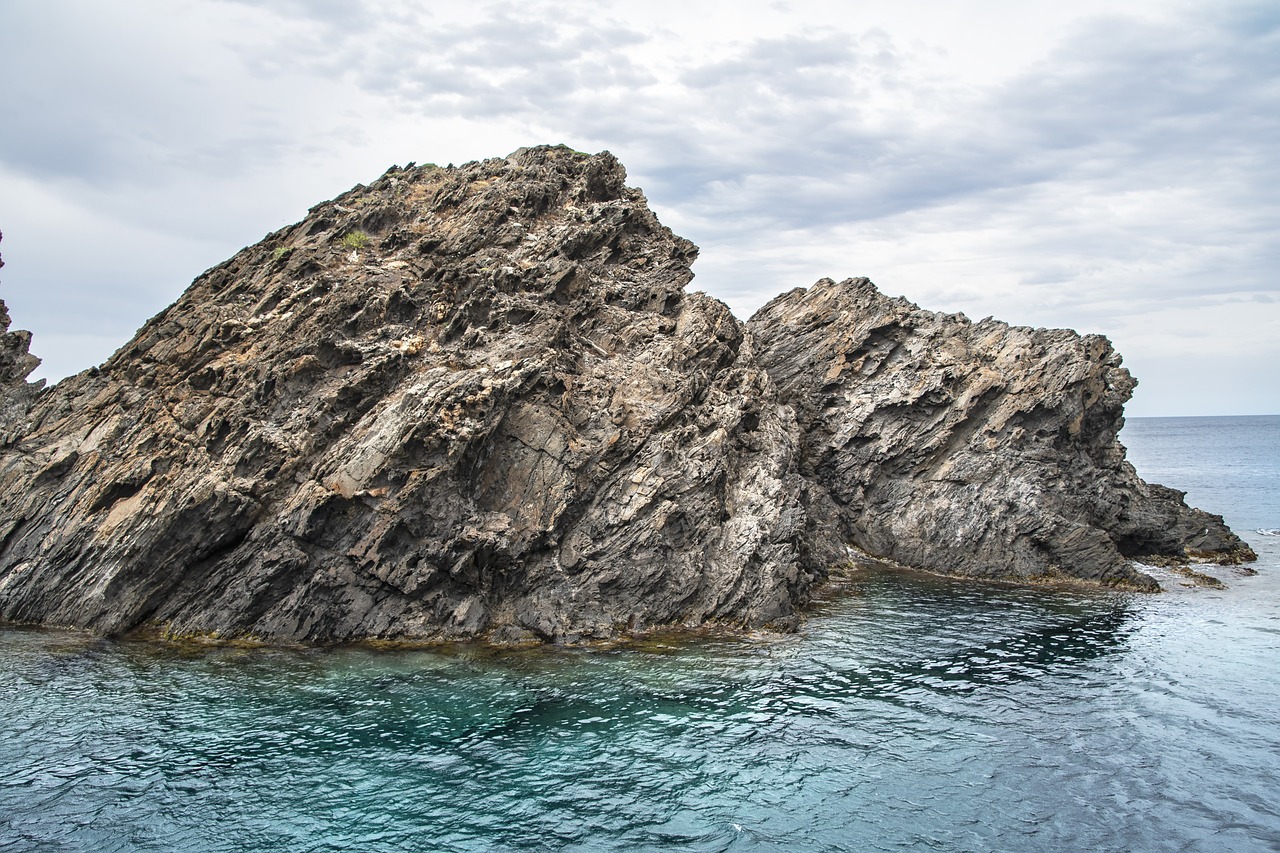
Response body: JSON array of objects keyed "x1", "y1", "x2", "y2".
[
  {"x1": 0, "y1": 233, "x2": 45, "y2": 447},
  {"x1": 0, "y1": 150, "x2": 1255, "y2": 644},
  {"x1": 749, "y1": 277, "x2": 1255, "y2": 590},
  {"x1": 0, "y1": 148, "x2": 812, "y2": 643}
]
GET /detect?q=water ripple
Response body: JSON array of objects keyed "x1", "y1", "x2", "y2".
[{"x1": 4, "y1": 563, "x2": 1280, "y2": 852}]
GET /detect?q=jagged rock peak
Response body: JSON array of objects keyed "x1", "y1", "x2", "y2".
[
  {"x1": 749, "y1": 277, "x2": 1255, "y2": 590},
  {"x1": 0, "y1": 230, "x2": 45, "y2": 445},
  {"x1": 0, "y1": 146, "x2": 813, "y2": 644}
]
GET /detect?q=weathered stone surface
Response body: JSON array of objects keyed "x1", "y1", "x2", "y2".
[
  {"x1": 0, "y1": 147, "x2": 813, "y2": 642},
  {"x1": 749, "y1": 277, "x2": 1256, "y2": 590},
  {"x1": 0, "y1": 150, "x2": 1255, "y2": 644},
  {"x1": 0, "y1": 232, "x2": 45, "y2": 447}
]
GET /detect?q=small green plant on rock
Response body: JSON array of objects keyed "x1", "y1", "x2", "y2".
[
  {"x1": 271, "y1": 245, "x2": 293, "y2": 261},
  {"x1": 340, "y1": 230, "x2": 369, "y2": 250}
]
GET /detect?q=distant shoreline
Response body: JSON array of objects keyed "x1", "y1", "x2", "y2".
[{"x1": 1126, "y1": 413, "x2": 1279, "y2": 420}]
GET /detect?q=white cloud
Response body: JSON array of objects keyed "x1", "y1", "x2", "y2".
[{"x1": 0, "y1": 0, "x2": 1275, "y2": 415}]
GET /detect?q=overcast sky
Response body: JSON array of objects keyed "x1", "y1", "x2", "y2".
[{"x1": 1, "y1": 0, "x2": 1276, "y2": 416}]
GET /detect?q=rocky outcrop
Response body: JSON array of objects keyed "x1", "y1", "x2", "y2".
[
  {"x1": 0, "y1": 148, "x2": 812, "y2": 643},
  {"x1": 0, "y1": 232, "x2": 45, "y2": 446},
  {"x1": 0, "y1": 148, "x2": 1254, "y2": 644},
  {"x1": 749, "y1": 277, "x2": 1255, "y2": 590}
]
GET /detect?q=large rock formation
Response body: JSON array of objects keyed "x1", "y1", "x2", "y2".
[
  {"x1": 750, "y1": 278, "x2": 1255, "y2": 590},
  {"x1": 0, "y1": 148, "x2": 812, "y2": 643},
  {"x1": 0, "y1": 147, "x2": 1254, "y2": 643}
]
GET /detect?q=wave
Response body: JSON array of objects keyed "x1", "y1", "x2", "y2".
[{"x1": 1256, "y1": 528, "x2": 1280, "y2": 537}]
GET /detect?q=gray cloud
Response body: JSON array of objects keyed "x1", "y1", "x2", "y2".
[{"x1": 0, "y1": 0, "x2": 1275, "y2": 414}]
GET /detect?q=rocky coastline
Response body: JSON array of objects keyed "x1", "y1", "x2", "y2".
[{"x1": 0, "y1": 148, "x2": 1256, "y2": 644}]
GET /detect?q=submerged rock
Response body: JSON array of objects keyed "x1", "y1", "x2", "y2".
[
  {"x1": 749, "y1": 277, "x2": 1255, "y2": 590},
  {"x1": 0, "y1": 148, "x2": 1255, "y2": 643}
]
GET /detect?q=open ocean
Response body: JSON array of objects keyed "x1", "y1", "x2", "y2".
[{"x1": 3, "y1": 415, "x2": 1278, "y2": 852}]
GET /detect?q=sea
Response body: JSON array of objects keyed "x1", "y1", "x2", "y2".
[{"x1": 2, "y1": 415, "x2": 1278, "y2": 852}]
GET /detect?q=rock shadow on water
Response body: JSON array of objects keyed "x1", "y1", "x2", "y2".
[{"x1": 801, "y1": 563, "x2": 1140, "y2": 705}]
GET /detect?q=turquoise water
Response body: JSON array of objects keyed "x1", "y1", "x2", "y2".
[{"x1": 3, "y1": 416, "x2": 1279, "y2": 852}]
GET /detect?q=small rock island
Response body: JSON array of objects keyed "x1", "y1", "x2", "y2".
[{"x1": 0, "y1": 147, "x2": 1255, "y2": 644}]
